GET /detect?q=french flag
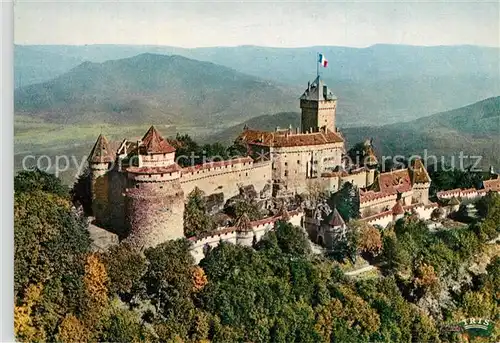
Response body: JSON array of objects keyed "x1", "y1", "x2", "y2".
[{"x1": 318, "y1": 53, "x2": 328, "y2": 67}]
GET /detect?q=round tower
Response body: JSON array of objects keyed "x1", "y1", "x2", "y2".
[
  {"x1": 125, "y1": 171, "x2": 185, "y2": 248},
  {"x1": 123, "y1": 126, "x2": 185, "y2": 248}
]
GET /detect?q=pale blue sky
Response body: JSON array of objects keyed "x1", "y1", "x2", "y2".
[{"x1": 14, "y1": 0, "x2": 500, "y2": 47}]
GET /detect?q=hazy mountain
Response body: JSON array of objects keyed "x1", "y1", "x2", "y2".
[
  {"x1": 205, "y1": 97, "x2": 500, "y2": 168},
  {"x1": 15, "y1": 44, "x2": 499, "y2": 126},
  {"x1": 14, "y1": 53, "x2": 298, "y2": 127}
]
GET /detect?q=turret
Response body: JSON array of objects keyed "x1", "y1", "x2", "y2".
[
  {"x1": 88, "y1": 133, "x2": 115, "y2": 223},
  {"x1": 300, "y1": 76, "x2": 337, "y2": 133},
  {"x1": 235, "y1": 213, "x2": 254, "y2": 246}
]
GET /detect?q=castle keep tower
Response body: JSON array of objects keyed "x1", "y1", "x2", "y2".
[
  {"x1": 124, "y1": 126, "x2": 185, "y2": 248},
  {"x1": 300, "y1": 76, "x2": 337, "y2": 133}
]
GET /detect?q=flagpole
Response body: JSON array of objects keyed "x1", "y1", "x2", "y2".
[{"x1": 316, "y1": 52, "x2": 319, "y2": 78}]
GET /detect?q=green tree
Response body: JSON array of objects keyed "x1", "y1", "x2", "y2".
[
  {"x1": 71, "y1": 166, "x2": 93, "y2": 215},
  {"x1": 142, "y1": 239, "x2": 195, "y2": 318},
  {"x1": 329, "y1": 182, "x2": 360, "y2": 221},
  {"x1": 15, "y1": 168, "x2": 69, "y2": 197},
  {"x1": 104, "y1": 242, "x2": 147, "y2": 302},
  {"x1": 183, "y1": 187, "x2": 216, "y2": 238}
]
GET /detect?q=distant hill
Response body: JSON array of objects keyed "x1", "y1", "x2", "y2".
[
  {"x1": 14, "y1": 53, "x2": 298, "y2": 127},
  {"x1": 15, "y1": 44, "x2": 500, "y2": 126},
  {"x1": 205, "y1": 97, "x2": 500, "y2": 169}
]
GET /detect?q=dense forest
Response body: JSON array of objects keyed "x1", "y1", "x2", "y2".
[{"x1": 14, "y1": 167, "x2": 499, "y2": 342}]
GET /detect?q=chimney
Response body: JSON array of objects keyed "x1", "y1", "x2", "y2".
[
  {"x1": 309, "y1": 127, "x2": 313, "y2": 134},
  {"x1": 307, "y1": 81, "x2": 310, "y2": 91},
  {"x1": 296, "y1": 127, "x2": 299, "y2": 134}
]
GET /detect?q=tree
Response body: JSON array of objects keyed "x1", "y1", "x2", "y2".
[
  {"x1": 14, "y1": 190, "x2": 91, "y2": 310},
  {"x1": 81, "y1": 253, "x2": 110, "y2": 328},
  {"x1": 103, "y1": 242, "x2": 146, "y2": 301},
  {"x1": 192, "y1": 266, "x2": 208, "y2": 293},
  {"x1": 274, "y1": 222, "x2": 312, "y2": 257},
  {"x1": 225, "y1": 199, "x2": 263, "y2": 221},
  {"x1": 99, "y1": 304, "x2": 150, "y2": 343},
  {"x1": 352, "y1": 221, "x2": 382, "y2": 257},
  {"x1": 183, "y1": 187, "x2": 216, "y2": 238},
  {"x1": 71, "y1": 166, "x2": 93, "y2": 215},
  {"x1": 55, "y1": 314, "x2": 90, "y2": 343},
  {"x1": 477, "y1": 191, "x2": 500, "y2": 241},
  {"x1": 15, "y1": 168, "x2": 69, "y2": 197},
  {"x1": 329, "y1": 182, "x2": 360, "y2": 222},
  {"x1": 142, "y1": 239, "x2": 195, "y2": 318},
  {"x1": 14, "y1": 284, "x2": 46, "y2": 342}
]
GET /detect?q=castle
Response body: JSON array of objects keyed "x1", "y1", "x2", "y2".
[{"x1": 88, "y1": 75, "x2": 433, "y2": 252}]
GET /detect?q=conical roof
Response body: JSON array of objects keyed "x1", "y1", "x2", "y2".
[
  {"x1": 410, "y1": 159, "x2": 431, "y2": 184},
  {"x1": 88, "y1": 134, "x2": 115, "y2": 163},
  {"x1": 392, "y1": 200, "x2": 405, "y2": 215},
  {"x1": 140, "y1": 126, "x2": 176, "y2": 154},
  {"x1": 235, "y1": 213, "x2": 252, "y2": 233},
  {"x1": 326, "y1": 207, "x2": 345, "y2": 227}
]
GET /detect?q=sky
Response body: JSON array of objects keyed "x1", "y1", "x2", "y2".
[{"x1": 14, "y1": 0, "x2": 500, "y2": 48}]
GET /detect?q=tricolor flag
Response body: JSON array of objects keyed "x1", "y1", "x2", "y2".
[{"x1": 318, "y1": 53, "x2": 328, "y2": 67}]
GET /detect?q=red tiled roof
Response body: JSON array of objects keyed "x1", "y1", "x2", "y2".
[
  {"x1": 377, "y1": 169, "x2": 412, "y2": 194},
  {"x1": 237, "y1": 128, "x2": 343, "y2": 148},
  {"x1": 360, "y1": 190, "x2": 393, "y2": 203},
  {"x1": 140, "y1": 126, "x2": 176, "y2": 154},
  {"x1": 181, "y1": 157, "x2": 253, "y2": 174},
  {"x1": 126, "y1": 164, "x2": 182, "y2": 174}
]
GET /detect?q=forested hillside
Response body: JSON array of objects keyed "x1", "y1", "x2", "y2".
[{"x1": 14, "y1": 169, "x2": 500, "y2": 342}]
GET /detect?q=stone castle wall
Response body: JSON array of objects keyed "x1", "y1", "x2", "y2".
[
  {"x1": 189, "y1": 211, "x2": 304, "y2": 263},
  {"x1": 180, "y1": 160, "x2": 272, "y2": 200},
  {"x1": 271, "y1": 143, "x2": 343, "y2": 195}
]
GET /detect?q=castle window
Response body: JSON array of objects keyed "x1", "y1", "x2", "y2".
[
  {"x1": 169, "y1": 173, "x2": 172, "y2": 176},
  {"x1": 245, "y1": 172, "x2": 248, "y2": 177},
  {"x1": 284, "y1": 171, "x2": 288, "y2": 177},
  {"x1": 161, "y1": 174, "x2": 164, "y2": 177},
  {"x1": 284, "y1": 162, "x2": 288, "y2": 166},
  {"x1": 135, "y1": 184, "x2": 139, "y2": 188},
  {"x1": 297, "y1": 160, "x2": 300, "y2": 164},
  {"x1": 160, "y1": 186, "x2": 163, "y2": 189}
]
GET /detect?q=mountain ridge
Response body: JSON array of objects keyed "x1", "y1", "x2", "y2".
[
  {"x1": 204, "y1": 97, "x2": 500, "y2": 168},
  {"x1": 15, "y1": 53, "x2": 298, "y2": 127}
]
